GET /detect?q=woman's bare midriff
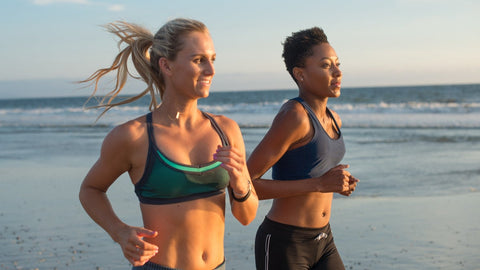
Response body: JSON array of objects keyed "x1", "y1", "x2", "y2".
[
  {"x1": 267, "y1": 192, "x2": 333, "y2": 228},
  {"x1": 139, "y1": 193, "x2": 226, "y2": 269}
]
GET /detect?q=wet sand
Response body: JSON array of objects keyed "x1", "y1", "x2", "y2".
[{"x1": 1, "y1": 159, "x2": 478, "y2": 269}]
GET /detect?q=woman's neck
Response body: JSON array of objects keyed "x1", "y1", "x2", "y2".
[{"x1": 298, "y1": 92, "x2": 329, "y2": 118}]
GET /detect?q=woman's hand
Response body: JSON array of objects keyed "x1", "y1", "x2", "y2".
[
  {"x1": 339, "y1": 174, "x2": 359, "y2": 196},
  {"x1": 214, "y1": 144, "x2": 258, "y2": 225},
  {"x1": 114, "y1": 225, "x2": 159, "y2": 266},
  {"x1": 315, "y1": 164, "x2": 359, "y2": 196},
  {"x1": 214, "y1": 145, "x2": 250, "y2": 194}
]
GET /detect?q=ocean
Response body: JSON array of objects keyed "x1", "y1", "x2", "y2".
[{"x1": 1, "y1": 84, "x2": 479, "y2": 269}]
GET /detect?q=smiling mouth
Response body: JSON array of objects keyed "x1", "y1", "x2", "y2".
[{"x1": 199, "y1": 79, "x2": 212, "y2": 85}]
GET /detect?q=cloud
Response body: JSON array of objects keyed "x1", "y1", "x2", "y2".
[
  {"x1": 107, "y1": 4, "x2": 124, "y2": 11},
  {"x1": 32, "y1": 0, "x2": 125, "y2": 12}
]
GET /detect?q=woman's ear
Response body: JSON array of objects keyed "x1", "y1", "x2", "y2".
[
  {"x1": 292, "y1": 67, "x2": 304, "y2": 83},
  {"x1": 159, "y1": 57, "x2": 172, "y2": 76}
]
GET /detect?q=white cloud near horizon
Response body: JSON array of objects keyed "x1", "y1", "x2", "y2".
[{"x1": 107, "y1": 4, "x2": 124, "y2": 11}]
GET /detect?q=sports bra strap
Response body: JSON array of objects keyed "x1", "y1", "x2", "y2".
[
  {"x1": 292, "y1": 97, "x2": 341, "y2": 137},
  {"x1": 326, "y1": 107, "x2": 341, "y2": 136},
  {"x1": 146, "y1": 112, "x2": 155, "y2": 143},
  {"x1": 202, "y1": 112, "x2": 230, "y2": 146}
]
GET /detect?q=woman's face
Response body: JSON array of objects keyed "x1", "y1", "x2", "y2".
[
  {"x1": 167, "y1": 31, "x2": 216, "y2": 99},
  {"x1": 298, "y1": 43, "x2": 342, "y2": 98}
]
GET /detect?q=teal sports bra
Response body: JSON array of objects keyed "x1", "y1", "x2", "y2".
[{"x1": 134, "y1": 112, "x2": 230, "y2": 205}]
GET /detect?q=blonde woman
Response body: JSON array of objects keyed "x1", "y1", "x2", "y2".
[{"x1": 79, "y1": 18, "x2": 258, "y2": 270}]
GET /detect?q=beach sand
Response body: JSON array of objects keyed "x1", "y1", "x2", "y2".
[
  {"x1": 1, "y1": 158, "x2": 479, "y2": 269},
  {"x1": 225, "y1": 193, "x2": 480, "y2": 270}
]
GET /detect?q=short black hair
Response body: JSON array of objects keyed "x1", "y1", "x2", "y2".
[{"x1": 282, "y1": 27, "x2": 329, "y2": 83}]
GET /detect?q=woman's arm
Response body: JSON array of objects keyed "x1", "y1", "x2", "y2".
[
  {"x1": 247, "y1": 101, "x2": 356, "y2": 200},
  {"x1": 79, "y1": 122, "x2": 159, "y2": 266},
  {"x1": 213, "y1": 116, "x2": 258, "y2": 226}
]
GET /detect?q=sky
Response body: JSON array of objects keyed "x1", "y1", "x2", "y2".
[{"x1": 0, "y1": 0, "x2": 479, "y2": 98}]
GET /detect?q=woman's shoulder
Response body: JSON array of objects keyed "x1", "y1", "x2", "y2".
[
  {"x1": 203, "y1": 112, "x2": 243, "y2": 145},
  {"x1": 275, "y1": 99, "x2": 310, "y2": 128},
  {"x1": 204, "y1": 112, "x2": 238, "y2": 129},
  {"x1": 103, "y1": 115, "x2": 148, "y2": 147}
]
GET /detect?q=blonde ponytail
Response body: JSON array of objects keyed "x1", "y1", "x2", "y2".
[{"x1": 80, "y1": 18, "x2": 208, "y2": 119}]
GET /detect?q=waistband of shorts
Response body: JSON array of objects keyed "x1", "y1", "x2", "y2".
[
  {"x1": 262, "y1": 216, "x2": 331, "y2": 237},
  {"x1": 133, "y1": 259, "x2": 225, "y2": 270},
  {"x1": 132, "y1": 261, "x2": 175, "y2": 270}
]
